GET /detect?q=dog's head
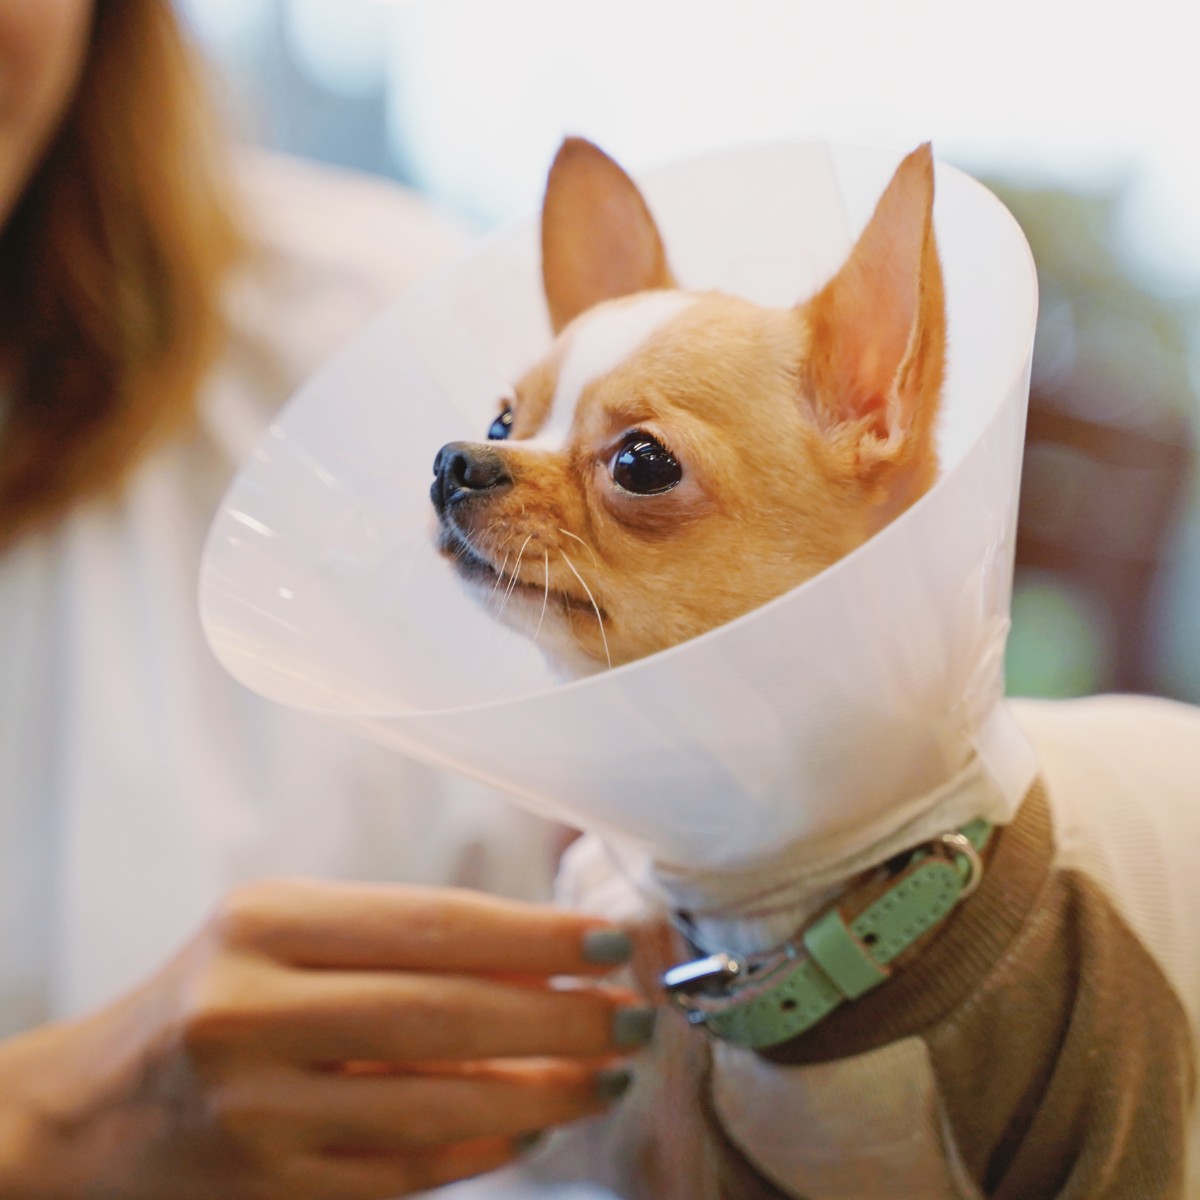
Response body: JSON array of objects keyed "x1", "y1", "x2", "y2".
[{"x1": 431, "y1": 138, "x2": 945, "y2": 673}]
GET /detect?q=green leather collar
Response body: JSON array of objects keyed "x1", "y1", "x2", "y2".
[{"x1": 661, "y1": 820, "x2": 992, "y2": 1050}]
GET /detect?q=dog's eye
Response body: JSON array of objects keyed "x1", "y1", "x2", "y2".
[
  {"x1": 487, "y1": 405, "x2": 514, "y2": 441},
  {"x1": 611, "y1": 433, "x2": 682, "y2": 496}
]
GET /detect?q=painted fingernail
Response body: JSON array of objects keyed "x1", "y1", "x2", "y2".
[
  {"x1": 594, "y1": 1066, "x2": 635, "y2": 1103},
  {"x1": 583, "y1": 928, "x2": 633, "y2": 966},
  {"x1": 513, "y1": 1130, "x2": 545, "y2": 1156},
  {"x1": 612, "y1": 1006, "x2": 657, "y2": 1048}
]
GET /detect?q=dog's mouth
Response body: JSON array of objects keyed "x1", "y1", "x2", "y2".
[{"x1": 436, "y1": 524, "x2": 608, "y2": 620}]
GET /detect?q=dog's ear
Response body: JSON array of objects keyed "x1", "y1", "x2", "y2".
[
  {"x1": 802, "y1": 143, "x2": 945, "y2": 498},
  {"x1": 542, "y1": 137, "x2": 676, "y2": 336}
]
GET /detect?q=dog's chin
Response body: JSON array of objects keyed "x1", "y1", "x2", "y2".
[
  {"x1": 435, "y1": 523, "x2": 611, "y2": 676},
  {"x1": 436, "y1": 524, "x2": 504, "y2": 588},
  {"x1": 437, "y1": 524, "x2": 542, "y2": 603}
]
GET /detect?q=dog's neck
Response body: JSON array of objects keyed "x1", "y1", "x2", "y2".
[
  {"x1": 569, "y1": 709, "x2": 1037, "y2": 959},
  {"x1": 652, "y1": 754, "x2": 1008, "y2": 957}
]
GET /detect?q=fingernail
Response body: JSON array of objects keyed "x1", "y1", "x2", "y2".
[
  {"x1": 513, "y1": 1130, "x2": 545, "y2": 1156},
  {"x1": 594, "y1": 1066, "x2": 635, "y2": 1103},
  {"x1": 611, "y1": 1006, "x2": 657, "y2": 1048},
  {"x1": 583, "y1": 928, "x2": 633, "y2": 967}
]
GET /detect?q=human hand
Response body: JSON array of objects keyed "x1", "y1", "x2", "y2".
[{"x1": 0, "y1": 880, "x2": 650, "y2": 1199}]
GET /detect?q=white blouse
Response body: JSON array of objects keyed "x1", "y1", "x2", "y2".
[{"x1": 0, "y1": 152, "x2": 561, "y2": 1035}]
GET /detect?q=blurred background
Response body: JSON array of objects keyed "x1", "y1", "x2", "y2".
[{"x1": 175, "y1": 0, "x2": 1200, "y2": 704}]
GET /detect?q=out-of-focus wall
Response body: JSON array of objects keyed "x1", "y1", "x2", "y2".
[
  {"x1": 989, "y1": 181, "x2": 1198, "y2": 701},
  {"x1": 177, "y1": 0, "x2": 1200, "y2": 703}
]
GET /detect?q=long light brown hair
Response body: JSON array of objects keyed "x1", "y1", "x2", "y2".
[{"x1": 0, "y1": 0, "x2": 244, "y2": 546}]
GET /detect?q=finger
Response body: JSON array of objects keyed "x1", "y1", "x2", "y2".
[
  {"x1": 296, "y1": 1136, "x2": 519, "y2": 1199},
  {"x1": 254, "y1": 970, "x2": 654, "y2": 1063},
  {"x1": 300, "y1": 1059, "x2": 630, "y2": 1152},
  {"x1": 215, "y1": 879, "x2": 632, "y2": 976}
]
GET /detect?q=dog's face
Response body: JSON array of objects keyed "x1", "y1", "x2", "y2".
[{"x1": 432, "y1": 139, "x2": 945, "y2": 673}]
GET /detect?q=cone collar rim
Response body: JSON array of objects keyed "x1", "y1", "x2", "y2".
[{"x1": 199, "y1": 137, "x2": 1038, "y2": 724}]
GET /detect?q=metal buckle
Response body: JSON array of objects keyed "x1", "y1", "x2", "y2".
[
  {"x1": 662, "y1": 952, "x2": 744, "y2": 999},
  {"x1": 931, "y1": 831, "x2": 984, "y2": 898}
]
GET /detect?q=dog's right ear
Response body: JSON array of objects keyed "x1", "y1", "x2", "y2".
[{"x1": 541, "y1": 137, "x2": 676, "y2": 336}]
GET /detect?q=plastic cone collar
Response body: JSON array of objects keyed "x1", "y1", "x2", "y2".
[{"x1": 200, "y1": 141, "x2": 1039, "y2": 872}]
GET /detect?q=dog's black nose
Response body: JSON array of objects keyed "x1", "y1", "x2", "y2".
[{"x1": 431, "y1": 441, "x2": 512, "y2": 514}]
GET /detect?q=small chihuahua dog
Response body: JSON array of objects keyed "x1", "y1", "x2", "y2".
[
  {"x1": 429, "y1": 142, "x2": 1200, "y2": 1199},
  {"x1": 428, "y1": 137, "x2": 948, "y2": 1197},
  {"x1": 431, "y1": 136, "x2": 943, "y2": 675}
]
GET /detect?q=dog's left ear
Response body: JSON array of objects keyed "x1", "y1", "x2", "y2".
[
  {"x1": 802, "y1": 143, "x2": 945, "y2": 497},
  {"x1": 542, "y1": 137, "x2": 676, "y2": 336}
]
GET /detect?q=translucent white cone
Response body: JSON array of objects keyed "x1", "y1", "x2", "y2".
[{"x1": 200, "y1": 141, "x2": 1038, "y2": 872}]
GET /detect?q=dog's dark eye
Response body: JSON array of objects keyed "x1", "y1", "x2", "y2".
[
  {"x1": 611, "y1": 433, "x2": 682, "y2": 495},
  {"x1": 488, "y1": 405, "x2": 514, "y2": 441}
]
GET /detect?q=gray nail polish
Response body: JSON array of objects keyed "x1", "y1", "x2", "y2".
[
  {"x1": 594, "y1": 1066, "x2": 635, "y2": 1103},
  {"x1": 583, "y1": 928, "x2": 633, "y2": 966},
  {"x1": 513, "y1": 1130, "x2": 545, "y2": 1156},
  {"x1": 612, "y1": 1006, "x2": 657, "y2": 1048}
]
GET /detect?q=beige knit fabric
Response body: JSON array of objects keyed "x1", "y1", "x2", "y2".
[{"x1": 705, "y1": 695, "x2": 1200, "y2": 1199}]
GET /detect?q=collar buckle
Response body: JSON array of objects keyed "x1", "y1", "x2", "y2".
[
  {"x1": 662, "y1": 951, "x2": 744, "y2": 999},
  {"x1": 931, "y1": 830, "x2": 984, "y2": 897}
]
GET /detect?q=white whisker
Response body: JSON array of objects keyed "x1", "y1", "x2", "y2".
[
  {"x1": 487, "y1": 550, "x2": 511, "y2": 603},
  {"x1": 532, "y1": 551, "x2": 551, "y2": 644},
  {"x1": 561, "y1": 550, "x2": 611, "y2": 670},
  {"x1": 497, "y1": 534, "x2": 533, "y2": 619},
  {"x1": 557, "y1": 527, "x2": 600, "y2": 567}
]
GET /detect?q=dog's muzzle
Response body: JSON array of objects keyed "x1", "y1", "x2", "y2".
[{"x1": 431, "y1": 442, "x2": 512, "y2": 517}]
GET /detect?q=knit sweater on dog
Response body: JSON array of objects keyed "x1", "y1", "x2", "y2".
[{"x1": 538, "y1": 694, "x2": 1200, "y2": 1200}]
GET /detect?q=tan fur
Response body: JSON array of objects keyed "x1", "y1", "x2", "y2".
[{"x1": 436, "y1": 139, "x2": 945, "y2": 673}]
